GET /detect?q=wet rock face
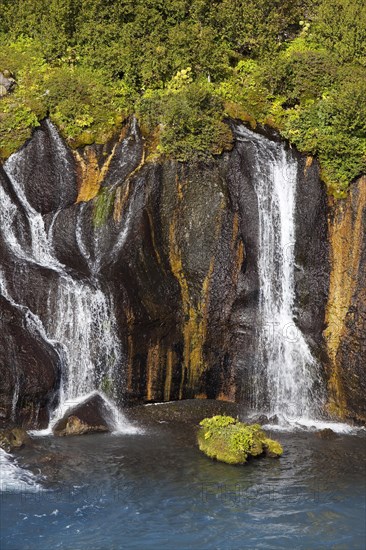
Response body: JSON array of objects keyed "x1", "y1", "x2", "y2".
[
  {"x1": 52, "y1": 124, "x2": 330, "y2": 407},
  {"x1": 325, "y1": 176, "x2": 366, "y2": 422},
  {"x1": 0, "y1": 296, "x2": 60, "y2": 428},
  {"x1": 294, "y1": 154, "x2": 330, "y2": 357},
  {"x1": 53, "y1": 394, "x2": 114, "y2": 436},
  {"x1": 1, "y1": 117, "x2": 363, "y2": 425},
  {"x1": 9, "y1": 120, "x2": 78, "y2": 214}
]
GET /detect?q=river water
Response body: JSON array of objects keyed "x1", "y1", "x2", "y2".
[{"x1": 1, "y1": 404, "x2": 365, "y2": 550}]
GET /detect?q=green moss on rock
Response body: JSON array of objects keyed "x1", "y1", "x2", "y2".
[
  {"x1": 93, "y1": 188, "x2": 115, "y2": 228},
  {"x1": 197, "y1": 415, "x2": 283, "y2": 465},
  {"x1": 0, "y1": 427, "x2": 31, "y2": 452}
]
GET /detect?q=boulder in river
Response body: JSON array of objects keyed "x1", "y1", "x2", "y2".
[
  {"x1": 317, "y1": 428, "x2": 338, "y2": 439},
  {"x1": 53, "y1": 393, "x2": 115, "y2": 436},
  {"x1": 0, "y1": 427, "x2": 31, "y2": 452},
  {"x1": 197, "y1": 415, "x2": 283, "y2": 465}
]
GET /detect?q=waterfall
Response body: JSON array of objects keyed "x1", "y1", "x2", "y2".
[
  {"x1": 1, "y1": 125, "x2": 125, "y2": 428},
  {"x1": 236, "y1": 126, "x2": 324, "y2": 422}
]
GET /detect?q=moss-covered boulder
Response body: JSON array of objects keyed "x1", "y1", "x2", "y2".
[
  {"x1": 0, "y1": 427, "x2": 31, "y2": 452},
  {"x1": 197, "y1": 415, "x2": 283, "y2": 465}
]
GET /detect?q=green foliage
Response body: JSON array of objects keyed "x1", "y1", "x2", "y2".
[
  {"x1": 100, "y1": 376, "x2": 113, "y2": 398},
  {"x1": 218, "y1": 59, "x2": 270, "y2": 120},
  {"x1": 0, "y1": 37, "x2": 46, "y2": 157},
  {"x1": 44, "y1": 65, "x2": 128, "y2": 146},
  {"x1": 0, "y1": 0, "x2": 365, "y2": 195},
  {"x1": 93, "y1": 188, "x2": 115, "y2": 227},
  {"x1": 0, "y1": 36, "x2": 129, "y2": 158},
  {"x1": 312, "y1": 0, "x2": 366, "y2": 64},
  {"x1": 274, "y1": 62, "x2": 366, "y2": 196},
  {"x1": 137, "y1": 82, "x2": 233, "y2": 160},
  {"x1": 200, "y1": 415, "x2": 236, "y2": 439},
  {"x1": 200, "y1": 414, "x2": 236, "y2": 429},
  {"x1": 197, "y1": 415, "x2": 283, "y2": 465},
  {"x1": 266, "y1": 40, "x2": 338, "y2": 104}
]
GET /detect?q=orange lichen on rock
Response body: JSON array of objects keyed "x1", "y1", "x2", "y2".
[
  {"x1": 304, "y1": 156, "x2": 313, "y2": 175},
  {"x1": 146, "y1": 342, "x2": 161, "y2": 401},
  {"x1": 74, "y1": 142, "x2": 119, "y2": 203},
  {"x1": 325, "y1": 176, "x2": 366, "y2": 418},
  {"x1": 168, "y1": 176, "x2": 225, "y2": 396}
]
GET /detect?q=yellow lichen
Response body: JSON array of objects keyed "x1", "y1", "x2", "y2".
[
  {"x1": 164, "y1": 349, "x2": 174, "y2": 402},
  {"x1": 168, "y1": 178, "x2": 225, "y2": 396},
  {"x1": 74, "y1": 141, "x2": 119, "y2": 203},
  {"x1": 146, "y1": 342, "x2": 160, "y2": 401},
  {"x1": 146, "y1": 208, "x2": 163, "y2": 267},
  {"x1": 113, "y1": 181, "x2": 130, "y2": 223},
  {"x1": 304, "y1": 155, "x2": 313, "y2": 175},
  {"x1": 324, "y1": 176, "x2": 366, "y2": 417}
]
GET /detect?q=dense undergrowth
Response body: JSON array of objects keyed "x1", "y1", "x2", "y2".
[{"x1": 0, "y1": 0, "x2": 365, "y2": 196}]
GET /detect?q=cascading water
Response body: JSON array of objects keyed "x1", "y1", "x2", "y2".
[
  {"x1": 0, "y1": 122, "x2": 131, "y2": 431},
  {"x1": 236, "y1": 126, "x2": 325, "y2": 423}
]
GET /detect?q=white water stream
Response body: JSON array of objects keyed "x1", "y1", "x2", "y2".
[
  {"x1": 0, "y1": 121, "x2": 132, "y2": 433},
  {"x1": 236, "y1": 126, "x2": 325, "y2": 426}
]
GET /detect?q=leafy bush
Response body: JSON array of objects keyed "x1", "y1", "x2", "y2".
[
  {"x1": 0, "y1": 0, "x2": 365, "y2": 195},
  {"x1": 312, "y1": 0, "x2": 366, "y2": 64},
  {"x1": 137, "y1": 82, "x2": 233, "y2": 160},
  {"x1": 44, "y1": 66, "x2": 129, "y2": 146},
  {"x1": 0, "y1": 36, "x2": 130, "y2": 157}
]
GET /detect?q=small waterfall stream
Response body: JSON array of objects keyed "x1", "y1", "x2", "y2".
[
  {"x1": 0, "y1": 122, "x2": 127, "y2": 429},
  {"x1": 236, "y1": 126, "x2": 325, "y2": 423}
]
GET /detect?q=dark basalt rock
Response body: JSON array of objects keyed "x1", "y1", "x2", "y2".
[
  {"x1": 0, "y1": 296, "x2": 60, "y2": 428},
  {"x1": 250, "y1": 414, "x2": 279, "y2": 425},
  {"x1": 124, "y1": 399, "x2": 243, "y2": 429},
  {"x1": 44, "y1": 203, "x2": 92, "y2": 279},
  {"x1": 8, "y1": 119, "x2": 78, "y2": 215},
  {"x1": 317, "y1": 428, "x2": 338, "y2": 439},
  {"x1": 0, "y1": 71, "x2": 15, "y2": 96},
  {"x1": 53, "y1": 393, "x2": 115, "y2": 436},
  {"x1": 294, "y1": 153, "x2": 330, "y2": 360},
  {"x1": 101, "y1": 118, "x2": 144, "y2": 188},
  {"x1": 1, "y1": 117, "x2": 364, "y2": 426}
]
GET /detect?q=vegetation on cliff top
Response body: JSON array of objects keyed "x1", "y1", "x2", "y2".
[
  {"x1": 197, "y1": 415, "x2": 283, "y2": 465},
  {"x1": 0, "y1": 0, "x2": 365, "y2": 196}
]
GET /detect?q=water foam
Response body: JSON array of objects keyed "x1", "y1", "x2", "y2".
[
  {"x1": 0, "y1": 449, "x2": 43, "y2": 493},
  {"x1": 236, "y1": 125, "x2": 325, "y2": 420}
]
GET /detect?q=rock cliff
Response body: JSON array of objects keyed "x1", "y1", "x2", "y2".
[{"x1": 0, "y1": 118, "x2": 364, "y2": 427}]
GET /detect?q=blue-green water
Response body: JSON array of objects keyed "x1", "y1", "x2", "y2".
[{"x1": 1, "y1": 420, "x2": 365, "y2": 550}]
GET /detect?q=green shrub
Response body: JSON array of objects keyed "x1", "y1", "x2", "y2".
[
  {"x1": 44, "y1": 66, "x2": 129, "y2": 146},
  {"x1": 137, "y1": 82, "x2": 233, "y2": 160},
  {"x1": 0, "y1": 1, "x2": 365, "y2": 196},
  {"x1": 312, "y1": 0, "x2": 366, "y2": 64}
]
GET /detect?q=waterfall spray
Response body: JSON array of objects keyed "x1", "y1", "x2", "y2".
[
  {"x1": 0, "y1": 123, "x2": 129, "y2": 430},
  {"x1": 236, "y1": 126, "x2": 325, "y2": 423}
]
